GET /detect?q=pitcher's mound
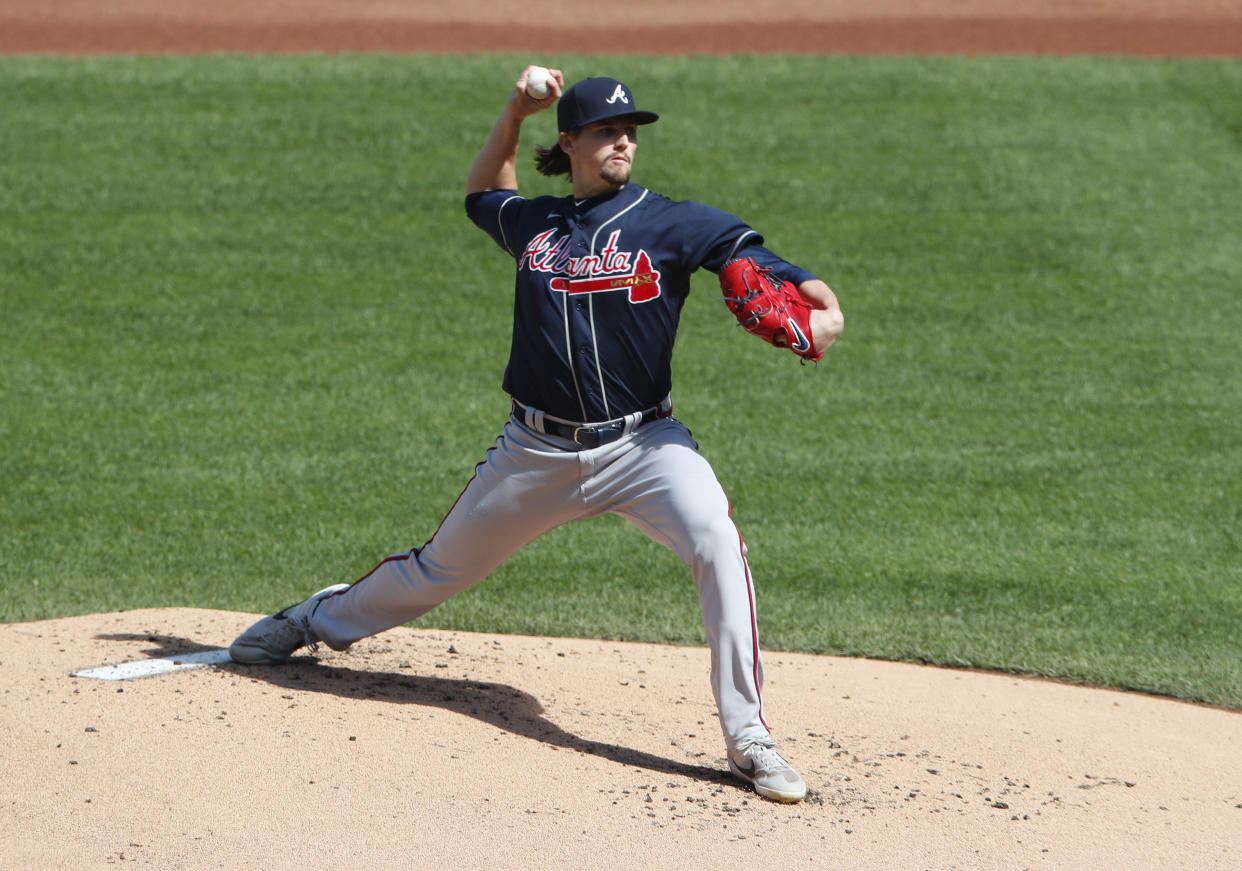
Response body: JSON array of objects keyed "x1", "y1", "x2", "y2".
[{"x1": 2, "y1": 608, "x2": 1238, "y2": 870}]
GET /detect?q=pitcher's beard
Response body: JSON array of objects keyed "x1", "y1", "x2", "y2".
[{"x1": 600, "y1": 160, "x2": 631, "y2": 188}]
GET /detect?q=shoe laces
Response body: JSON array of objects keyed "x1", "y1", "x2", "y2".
[
  {"x1": 276, "y1": 610, "x2": 319, "y2": 653},
  {"x1": 738, "y1": 740, "x2": 791, "y2": 772}
]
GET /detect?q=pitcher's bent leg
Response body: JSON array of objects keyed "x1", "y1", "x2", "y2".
[{"x1": 608, "y1": 423, "x2": 771, "y2": 750}]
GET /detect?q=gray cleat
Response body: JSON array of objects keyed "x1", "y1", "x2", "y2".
[
  {"x1": 228, "y1": 584, "x2": 350, "y2": 664},
  {"x1": 728, "y1": 739, "x2": 808, "y2": 803}
]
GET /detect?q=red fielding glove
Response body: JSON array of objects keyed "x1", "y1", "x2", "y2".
[{"x1": 719, "y1": 257, "x2": 823, "y2": 362}]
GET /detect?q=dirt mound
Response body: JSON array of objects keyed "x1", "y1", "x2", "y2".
[{"x1": 3, "y1": 608, "x2": 1238, "y2": 869}]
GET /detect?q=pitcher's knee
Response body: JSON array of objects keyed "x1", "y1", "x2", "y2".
[{"x1": 684, "y1": 514, "x2": 745, "y2": 568}]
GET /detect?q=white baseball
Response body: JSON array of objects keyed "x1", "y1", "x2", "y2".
[{"x1": 525, "y1": 67, "x2": 551, "y2": 99}]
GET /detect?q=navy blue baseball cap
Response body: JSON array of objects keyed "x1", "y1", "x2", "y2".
[{"x1": 557, "y1": 77, "x2": 659, "y2": 133}]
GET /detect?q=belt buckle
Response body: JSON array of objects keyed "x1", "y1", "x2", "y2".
[
  {"x1": 573, "y1": 422, "x2": 622, "y2": 449},
  {"x1": 572, "y1": 425, "x2": 599, "y2": 449}
]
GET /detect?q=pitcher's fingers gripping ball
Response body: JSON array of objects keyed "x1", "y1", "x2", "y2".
[
  {"x1": 524, "y1": 66, "x2": 552, "y2": 98},
  {"x1": 518, "y1": 65, "x2": 562, "y2": 104},
  {"x1": 720, "y1": 257, "x2": 824, "y2": 362}
]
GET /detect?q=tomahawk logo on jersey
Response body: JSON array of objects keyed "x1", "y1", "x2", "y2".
[
  {"x1": 522, "y1": 229, "x2": 663, "y2": 303},
  {"x1": 547, "y1": 250, "x2": 661, "y2": 303}
]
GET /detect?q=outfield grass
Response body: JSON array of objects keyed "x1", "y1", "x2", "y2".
[{"x1": 1, "y1": 54, "x2": 1239, "y2": 707}]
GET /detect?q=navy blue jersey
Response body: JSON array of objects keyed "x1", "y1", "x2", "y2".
[{"x1": 466, "y1": 183, "x2": 817, "y2": 423}]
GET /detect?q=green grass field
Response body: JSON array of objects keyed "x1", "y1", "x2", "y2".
[{"x1": 2, "y1": 54, "x2": 1239, "y2": 707}]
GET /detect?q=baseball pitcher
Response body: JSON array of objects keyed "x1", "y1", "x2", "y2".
[{"x1": 230, "y1": 67, "x2": 844, "y2": 803}]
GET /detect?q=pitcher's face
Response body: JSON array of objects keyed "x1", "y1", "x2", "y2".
[{"x1": 563, "y1": 119, "x2": 639, "y2": 195}]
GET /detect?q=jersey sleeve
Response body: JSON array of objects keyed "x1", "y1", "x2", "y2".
[
  {"x1": 723, "y1": 241, "x2": 820, "y2": 288},
  {"x1": 674, "y1": 201, "x2": 758, "y2": 271},
  {"x1": 677, "y1": 201, "x2": 820, "y2": 287},
  {"x1": 465, "y1": 189, "x2": 529, "y2": 259}
]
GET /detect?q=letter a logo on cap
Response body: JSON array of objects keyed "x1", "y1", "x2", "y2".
[{"x1": 558, "y1": 78, "x2": 658, "y2": 131}]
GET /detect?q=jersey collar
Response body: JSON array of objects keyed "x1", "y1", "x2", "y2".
[{"x1": 570, "y1": 183, "x2": 645, "y2": 215}]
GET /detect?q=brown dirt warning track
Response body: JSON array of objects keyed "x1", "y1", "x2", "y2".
[{"x1": 1, "y1": 0, "x2": 1240, "y2": 56}]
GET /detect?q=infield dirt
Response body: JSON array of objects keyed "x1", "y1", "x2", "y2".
[{"x1": 5, "y1": 609, "x2": 1241, "y2": 870}]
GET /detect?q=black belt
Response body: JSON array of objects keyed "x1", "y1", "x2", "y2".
[{"x1": 511, "y1": 399, "x2": 664, "y2": 449}]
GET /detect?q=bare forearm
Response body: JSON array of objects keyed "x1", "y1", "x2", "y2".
[
  {"x1": 798, "y1": 279, "x2": 844, "y2": 351},
  {"x1": 465, "y1": 104, "x2": 524, "y2": 194},
  {"x1": 465, "y1": 66, "x2": 564, "y2": 195}
]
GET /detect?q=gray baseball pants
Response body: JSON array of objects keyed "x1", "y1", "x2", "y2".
[{"x1": 309, "y1": 412, "x2": 771, "y2": 749}]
